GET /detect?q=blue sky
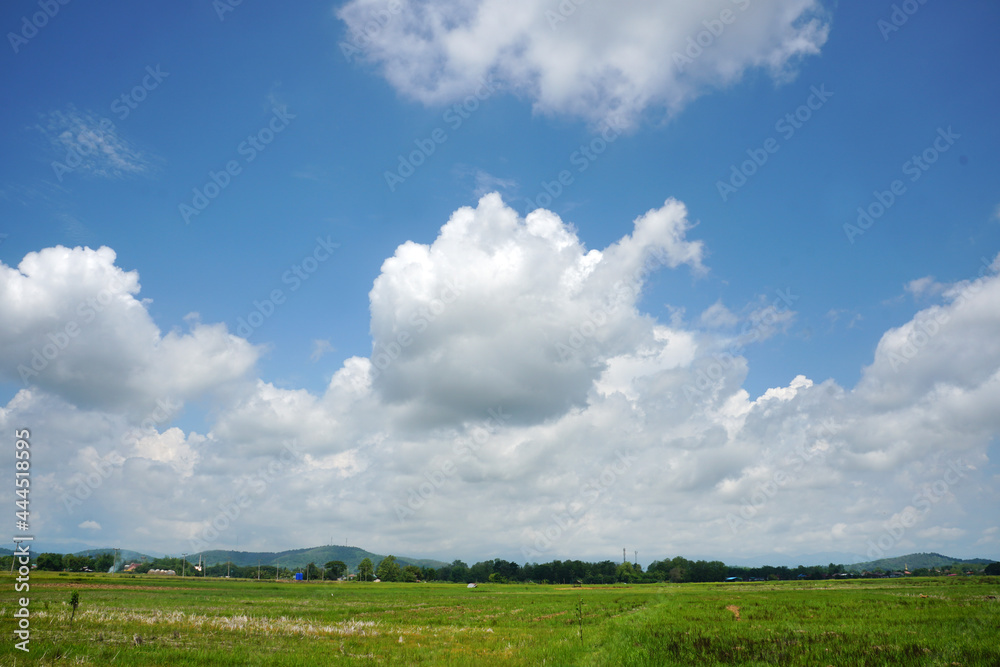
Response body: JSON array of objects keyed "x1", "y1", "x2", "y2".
[{"x1": 1, "y1": 0, "x2": 998, "y2": 565}]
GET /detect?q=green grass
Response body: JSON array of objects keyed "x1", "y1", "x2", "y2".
[{"x1": 1, "y1": 574, "x2": 997, "y2": 665}]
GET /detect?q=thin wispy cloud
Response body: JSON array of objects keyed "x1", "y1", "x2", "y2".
[
  {"x1": 310, "y1": 339, "x2": 334, "y2": 362},
  {"x1": 37, "y1": 107, "x2": 154, "y2": 180}
]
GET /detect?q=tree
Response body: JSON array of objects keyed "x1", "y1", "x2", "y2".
[
  {"x1": 69, "y1": 592, "x2": 80, "y2": 624},
  {"x1": 305, "y1": 562, "x2": 321, "y2": 580},
  {"x1": 402, "y1": 565, "x2": 421, "y2": 582},
  {"x1": 95, "y1": 553, "x2": 115, "y2": 572},
  {"x1": 448, "y1": 560, "x2": 470, "y2": 583},
  {"x1": 62, "y1": 554, "x2": 92, "y2": 572},
  {"x1": 376, "y1": 555, "x2": 402, "y2": 582},
  {"x1": 616, "y1": 562, "x2": 638, "y2": 583},
  {"x1": 325, "y1": 560, "x2": 347, "y2": 580},
  {"x1": 469, "y1": 561, "x2": 492, "y2": 583},
  {"x1": 357, "y1": 557, "x2": 374, "y2": 581},
  {"x1": 37, "y1": 553, "x2": 64, "y2": 571},
  {"x1": 985, "y1": 562, "x2": 1000, "y2": 576}
]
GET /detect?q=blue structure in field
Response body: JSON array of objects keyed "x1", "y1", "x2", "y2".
[{"x1": 295, "y1": 572, "x2": 303, "y2": 581}]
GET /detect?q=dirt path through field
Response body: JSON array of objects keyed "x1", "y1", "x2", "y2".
[{"x1": 35, "y1": 583, "x2": 221, "y2": 591}]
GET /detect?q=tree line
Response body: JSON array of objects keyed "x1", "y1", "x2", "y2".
[{"x1": 11, "y1": 552, "x2": 998, "y2": 582}]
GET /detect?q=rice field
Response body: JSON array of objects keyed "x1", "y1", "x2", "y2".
[{"x1": 1, "y1": 573, "x2": 997, "y2": 665}]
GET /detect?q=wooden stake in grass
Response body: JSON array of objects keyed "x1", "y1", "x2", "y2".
[
  {"x1": 70, "y1": 591, "x2": 80, "y2": 624},
  {"x1": 577, "y1": 597, "x2": 584, "y2": 643}
]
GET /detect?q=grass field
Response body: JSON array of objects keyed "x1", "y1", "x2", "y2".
[{"x1": 2, "y1": 573, "x2": 998, "y2": 665}]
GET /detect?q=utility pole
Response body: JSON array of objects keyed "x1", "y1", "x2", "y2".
[
  {"x1": 623, "y1": 548, "x2": 626, "y2": 564},
  {"x1": 634, "y1": 551, "x2": 638, "y2": 567},
  {"x1": 258, "y1": 560, "x2": 261, "y2": 581},
  {"x1": 182, "y1": 554, "x2": 187, "y2": 577}
]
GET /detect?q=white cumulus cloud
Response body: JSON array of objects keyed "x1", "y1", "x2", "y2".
[
  {"x1": 1, "y1": 195, "x2": 997, "y2": 564},
  {"x1": 337, "y1": 0, "x2": 830, "y2": 125}
]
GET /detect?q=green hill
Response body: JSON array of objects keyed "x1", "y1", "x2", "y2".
[
  {"x1": 844, "y1": 552, "x2": 992, "y2": 573},
  {"x1": 191, "y1": 545, "x2": 447, "y2": 572}
]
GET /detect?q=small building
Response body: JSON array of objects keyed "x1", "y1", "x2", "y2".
[
  {"x1": 725, "y1": 577, "x2": 742, "y2": 582},
  {"x1": 467, "y1": 583, "x2": 477, "y2": 588}
]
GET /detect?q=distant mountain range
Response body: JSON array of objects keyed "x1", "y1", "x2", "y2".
[
  {"x1": 66, "y1": 545, "x2": 448, "y2": 571},
  {"x1": 714, "y1": 551, "x2": 868, "y2": 568},
  {"x1": 18, "y1": 546, "x2": 993, "y2": 574},
  {"x1": 190, "y1": 545, "x2": 448, "y2": 571},
  {"x1": 843, "y1": 552, "x2": 994, "y2": 573}
]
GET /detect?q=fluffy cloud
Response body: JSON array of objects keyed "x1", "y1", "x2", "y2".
[
  {"x1": 338, "y1": 0, "x2": 830, "y2": 125},
  {"x1": 0, "y1": 245, "x2": 259, "y2": 417},
  {"x1": 365, "y1": 193, "x2": 704, "y2": 425},
  {"x1": 1, "y1": 195, "x2": 997, "y2": 564}
]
